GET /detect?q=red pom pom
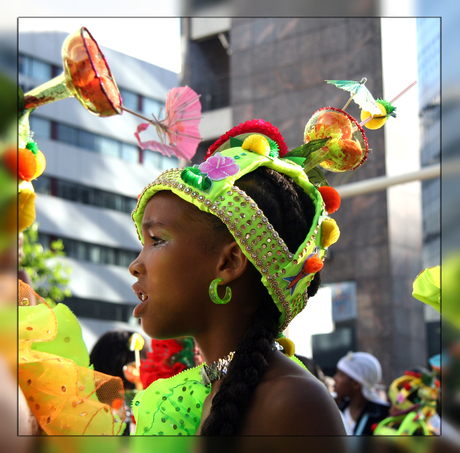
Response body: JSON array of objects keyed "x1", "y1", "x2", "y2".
[
  {"x1": 205, "y1": 119, "x2": 288, "y2": 160},
  {"x1": 303, "y1": 255, "x2": 324, "y2": 274},
  {"x1": 404, "y1": 382, "x2": 412, "y2": 391},
  {"x1": 318, "y1": 186, "x2": 341, "y2": 214},
  {"x1": 371, "y1": 423, "x2": 379, "y2": 432}
]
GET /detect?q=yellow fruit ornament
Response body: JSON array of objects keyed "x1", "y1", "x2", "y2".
[
  {"x1": 321, "y1": 218, "x2": 340, "y2": 248},
  {"x1": 241, "y1": 134, "x2": 271, "y2": 156},
  {"x1": 360, "y1": 99, "x2": 396, "y2": 130}
]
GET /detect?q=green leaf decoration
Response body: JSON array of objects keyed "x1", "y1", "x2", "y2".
[
  {"x1": 283, "y1": 157, "x2": 306, "y2": 167},
  {"x1": 377, "y1": 98, "x2": 397, "y2": 117},
  {"x1": 284, "y1": 138, "x2": 331, "y2": 158},
  {"x1": 306, "y1": 167, "x2": 330, "y2": 188},
  {"x1": 180, "y1": 167, "x2": 212, "y2": 193},
  {"x1": 229, "y1": 137, "x2": 244, "y2": 148}
]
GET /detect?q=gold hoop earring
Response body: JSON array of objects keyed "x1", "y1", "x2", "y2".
[{"x1": 209, "y1": 278, "x2": 232, "y2": 304}]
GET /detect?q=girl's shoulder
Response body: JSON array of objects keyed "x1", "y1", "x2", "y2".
[{"x1": 240, "y1": 352, "x2": 346, "y2": 435}]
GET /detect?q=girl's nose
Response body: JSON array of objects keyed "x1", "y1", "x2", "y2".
[{"x1": 129, "y1": 254, "x2": 144, "y2": 277}]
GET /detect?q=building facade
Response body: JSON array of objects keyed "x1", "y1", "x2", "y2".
[
  {"x1": 180, "y1": 17, "x2": 437, "y2": 383},
  {"x1": 19, "y1": 30, "x2": 179, "y2": 350}
]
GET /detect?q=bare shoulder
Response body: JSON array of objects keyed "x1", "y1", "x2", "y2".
[{"x1": 240, "y1": 353, "x2": 346, "y2": 436}]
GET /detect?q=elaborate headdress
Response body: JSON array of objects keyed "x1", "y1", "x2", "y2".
[{"x1": 133, "y1": 119, "x2": 342, "y2": 331}]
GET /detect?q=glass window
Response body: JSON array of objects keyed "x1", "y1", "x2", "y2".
[
  {"x1": 101, "y1": 192, "x2": 117, "y2": 210},
  {"x1": 33, "y1": 176, "x2": 51, "y2": 195},
  {"x1": 143, "y1": 149, "x2": 161, "y2": 169},
  {"x1": 98, "y1": 136, "x2": 120, "y2": 158},
  {"x1": 31, "y1": 58, "x2": 52, "y2": 83},
  {"x1": 56, "y1": 123, "x2": 78, "y2": 146},
  {"x1": 18, "y1": 54, "x2": 31, "y2": 76},
  {"x1": 142, "y1": 97, "x2": 163, "y2": 119},
  {"x1": 92, "y1": 189, "x2": 103, "y2": 207},
  {"x1": 76, "y1": 242, "x2": 88, "y2": 261},
  {"x1": 120, "y1": 89, "x2": 138, "y2": 111},
  {"x1": 123, "y1": 197, "x2": 137, "y2": 214},
  {"x1": 161, "y1": 156, "x2": 179, "y2": 171},
  {"x1": 101, "y1": 247, "x2": 116, "y2": 265},
  {"x1": 89, "y1": 245, "x2": 101, "y2": 263},
  {"x1": 78, "y1": 130, "x2": 98, "y2": 151},
  {"x1": 30, "y1": 116, "x2": 51, "y2": 139},
  {"x1": 121, "y1": 143, "x2": 139, "y2": 163}
]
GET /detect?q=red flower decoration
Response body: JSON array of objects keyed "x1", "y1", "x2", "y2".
[
  {"x1": 318, "y1": 186, "x2": 341, "y2": 214},
  {"x1": 205, "y1": 119, "x2": 288, "y2": 160},
  {"x1": 140, "y1": 339, "x2": 187, "y2": 389}
]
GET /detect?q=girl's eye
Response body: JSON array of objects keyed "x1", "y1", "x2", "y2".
[{"x1": 150, "y1": 236, "x2": 163, "y2": 246}]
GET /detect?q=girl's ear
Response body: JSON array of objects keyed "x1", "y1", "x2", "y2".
[{"x1": 215, "y1": 241, "x2": 249, "y2": 284}]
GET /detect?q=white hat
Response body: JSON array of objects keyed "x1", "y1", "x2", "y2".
[{"x1": 337, "y1": 351, "x2": 389, "y2": 406}]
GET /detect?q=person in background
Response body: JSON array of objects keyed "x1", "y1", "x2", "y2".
[
  {"x1": 333, "y1": 351, "x2": 389, "y2": 435},
  {"x1": 90, "y1": 329, "x2": 147, "y2": 435}
]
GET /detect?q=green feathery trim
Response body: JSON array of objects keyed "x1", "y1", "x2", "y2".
[
  {"x1": 266, "y1": 137, "x2": 280, "y2": 158},
  {"x1": 377, "y1": 98, "x2": 397, "y2": 118}
]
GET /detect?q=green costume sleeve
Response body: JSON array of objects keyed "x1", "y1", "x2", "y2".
[{"x1": 132, "y1": 365, "x2": 211, "y2": 435}]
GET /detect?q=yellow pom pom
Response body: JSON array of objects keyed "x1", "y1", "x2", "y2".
[
  {"x1": 18, "y1": 189, "x2": 36, "y2": 233},
  {"x1": 361, "y1": 102, "x2": 388, "y2": 130},
  {"x1": 33, "y1": 150, "x2": 46, "y2": 179},
  {"x1": 276, "y1": 337, "x2": 295, "y2": 357},
  {"x1": 321, "y1": 218, "x2": 340, "y2": 248},
  {"x1": 241, "y1": 134, "x2": 271, "y2": 156}
]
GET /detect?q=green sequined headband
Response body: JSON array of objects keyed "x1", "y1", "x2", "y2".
[{"x1": 132, "y1": 125, "x2": 340, "y2": 331}]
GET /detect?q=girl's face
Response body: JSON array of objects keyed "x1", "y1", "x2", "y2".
[{"x1": 129, "y1": 191, "x2": 222, "y2": 340}]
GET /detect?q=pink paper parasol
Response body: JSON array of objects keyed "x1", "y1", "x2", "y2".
[{"x1": 125, "y1": 86, "x2": 202, "y2": 161}]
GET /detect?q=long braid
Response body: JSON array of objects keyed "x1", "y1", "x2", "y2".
[
  {"x1": 201, "y1": 167, "x2": 320, "y2": 436},
  {"x1": 200, "y1": 300, "x2": 279, "y2": 435}
]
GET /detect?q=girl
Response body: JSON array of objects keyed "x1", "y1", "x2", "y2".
[{"x1": 129, "y1": 119, "x2": 346, "y2": 436}]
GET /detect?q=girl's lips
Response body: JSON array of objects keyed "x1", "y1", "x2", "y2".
[
  {"x1": 133, "y1": 295, "x2": 149, "y2": 318},
  {"x1": 132, "y1": 285, "x2": 149, "y2": 318}
]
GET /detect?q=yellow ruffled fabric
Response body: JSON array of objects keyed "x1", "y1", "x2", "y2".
[{"x1": 18, "y1": 281, "x2": 126, "y2": 435}]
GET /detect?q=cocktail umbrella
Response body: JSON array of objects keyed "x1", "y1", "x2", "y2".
[
  {"x1": 325, "y1": 78, "x2": 381, "y2": 115},
  {"x1": 124, "y1": 86, "x2": 202, "y2": 160}
]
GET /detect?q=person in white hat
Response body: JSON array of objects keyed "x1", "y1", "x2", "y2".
[{"x1": 333, "y1": 351, "x2": 390, "y2": 435}]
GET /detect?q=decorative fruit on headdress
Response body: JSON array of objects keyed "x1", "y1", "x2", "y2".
[
  {"x1": 2, "y1": 134, "x2": 46, "y2": 232},
  {"x1": 3, "y1": 140, "x2": 46, "y2": 182},
  {"x1": 298, "y1": 79, "x2": 417, "y2": 174},
  {"x1": 303, "y1": 107, "x2": 368, "y2": 173},
  {"x1": 360, "y1": 99, "x2": 397, "y2": 130}
]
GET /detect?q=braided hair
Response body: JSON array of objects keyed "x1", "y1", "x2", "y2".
[{"x1": 200, "y1": 167, "x2": 321, "y2": 435}]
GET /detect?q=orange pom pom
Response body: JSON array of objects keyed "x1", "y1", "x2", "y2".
[
  {"x1": 18, "y1": 148, "x2": 38, "y2": 181},
  {"x1": 318, "y1": 186, "x2": 341, "y2": 214},
  {"x1": 303, "y1": 255, "x2": 324, "y2": 274}
]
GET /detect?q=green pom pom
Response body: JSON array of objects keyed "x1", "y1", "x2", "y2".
[
  {"x1": 180, "y1": 167, "x2": 212, "y2": 193},
  {"x1": 26, "y1": 140, "x2": 39, "y2": 155}
]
